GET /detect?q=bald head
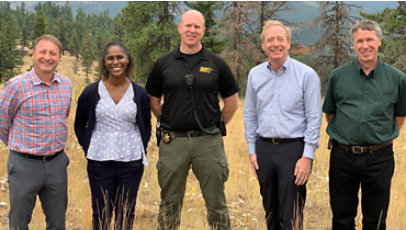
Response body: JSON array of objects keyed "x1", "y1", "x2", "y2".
[{"x1": 180, "y1": 9, "x2": 205, "y2": 26}]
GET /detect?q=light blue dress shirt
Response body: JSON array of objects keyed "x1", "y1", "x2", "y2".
[{"x1": 243, "y1": 57, "x2": 322, "y2": 159}]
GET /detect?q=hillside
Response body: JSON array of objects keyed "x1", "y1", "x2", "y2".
[{"x1": 9, "y1": 1, "x2": 399, "y2": 46}]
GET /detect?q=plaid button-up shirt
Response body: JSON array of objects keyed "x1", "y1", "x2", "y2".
[{"x1": 0, "y1": 68, "x2": 72, "y2": 155}]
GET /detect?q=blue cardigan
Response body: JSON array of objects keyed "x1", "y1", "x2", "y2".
[{"x1": 74, "y1": 80, "x2": 151, "y2": 156}]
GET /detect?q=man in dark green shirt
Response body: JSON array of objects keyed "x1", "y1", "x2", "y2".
[{"x1": 323, "y1": 20, "x2": 406, "y2": 230}]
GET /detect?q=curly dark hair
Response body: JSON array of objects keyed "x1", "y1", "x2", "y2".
[{"x1": 100, "y1": 41, "x2": 135, "y2": 79}]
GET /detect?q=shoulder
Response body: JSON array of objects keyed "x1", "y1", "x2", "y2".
[
  {"x1": 81, "y1": 81, "x2": 100, "y2": 96},
  {"x1": 380, "y1": 61, "x2": 406, "y2": 78},
  {"x1": 249, "y1": 61, "x2": 268, "y2": 75},
  {"x1": 131, "y1": 81, "x2": 147, "y2": 95},
  {"x1": 331, "y1": 61, "x2": 354, "y2": 76},
  {"x1": 156, "y1": 49, "x2": 177, "y2": 64},
  {"x1": 289, "y1": 58, "x2": 317, "y2": 75},
  {"x1": 3, "y1": 72, "x2": 32, "y2": 91},
  {"x1": 55, "y1": 73, "x2": 71, "y2": 85},
  {"x1": 203, "y1": 48, "x2": 227, "y2": 65}
]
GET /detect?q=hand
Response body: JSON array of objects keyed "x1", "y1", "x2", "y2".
[
  {"x1": 294, "y1": 157, "x2": 312, "y2": 186},
  {"x1": 249, "y1": 154, "x2": 259, "y2": 179}
]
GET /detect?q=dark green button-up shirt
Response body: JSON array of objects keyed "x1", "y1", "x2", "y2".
[{"x1": 323, "y1": 58, "x2": 406, "y2": 145}]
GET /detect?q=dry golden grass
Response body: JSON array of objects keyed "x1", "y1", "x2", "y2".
[{"x1": 0, "y1": 54, "x2": 405, "y2": 229}]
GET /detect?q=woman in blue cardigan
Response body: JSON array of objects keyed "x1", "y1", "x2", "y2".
[{"x1": 74, "y1": 41, "x2": 151, "y2": 230}]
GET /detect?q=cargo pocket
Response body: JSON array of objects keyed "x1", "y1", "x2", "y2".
[{"x1": 217, "y1": 159, "x2": 229, "y2": 182}]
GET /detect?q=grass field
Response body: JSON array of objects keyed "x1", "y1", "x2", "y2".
[{"x1": 0, "y1": 54, "x2": 405, "y2": 229}]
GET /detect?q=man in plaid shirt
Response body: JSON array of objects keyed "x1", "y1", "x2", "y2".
[{"x1": 0, "y1": 34, "x2": 72, "y2": 230}]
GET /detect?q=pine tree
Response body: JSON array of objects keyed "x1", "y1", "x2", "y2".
[
  {"x1": 0, "y1": 2, "x2": 23, "y2": 81},
  {"x1": 185, "y1": 1, "x2": 227, "y2": 53},
  {"x1": 309, "y1": 1, "x2": 360, "y2": 87},
  {"x1": 118, "y1": 1, "x2": 179, "y2": 84},
  {"x1": 31, "y1": 10, "x2": 48, "y2": 42},
  {"x1": 362, "y1": 2, "x2": 406, "y2": 72}
]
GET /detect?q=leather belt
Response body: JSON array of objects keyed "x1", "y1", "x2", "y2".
[
  {"x1": 334, "y1": 141, "x2": 392, "y2": 154},
  {"x1": 175, "y1": 130, "x2": 205, "y2": 138},
  {"x1": 13, "y1": 149, "x2": 63, "y2": 161},
  {"x1": 258, "y1": 136, "x2": 304, "y2": 144}
]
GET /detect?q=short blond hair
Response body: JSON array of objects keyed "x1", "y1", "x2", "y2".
[
  {"x1": 33, "y1": 34, "x2": 63, "y2": 56},
  {"x1": 260, "y1": 20, "x2": 291, "y2": 42}
]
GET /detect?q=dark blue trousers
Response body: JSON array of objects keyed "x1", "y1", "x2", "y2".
[
  {"x1": 87, "y1": 159, "x2": 144, "y2": 230},
  {"x1": 256, "y1": 138, "x2": 306, "y2": 230},
  {"x1": 329, "y1": 145, "x2": 394, "y2": 230}
]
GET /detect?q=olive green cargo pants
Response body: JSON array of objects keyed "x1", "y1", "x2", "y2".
[{"x1": 156, "y1": 133, "x2": 230, "y2": 230}]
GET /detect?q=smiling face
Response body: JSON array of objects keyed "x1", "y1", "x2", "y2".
[
  {"x1": 261, "y1": 25, "x2": 291, "y2": 64},
  {"x1": 353, "y1": 29, "x2": 381, "y2": 66},
  {"x1": 178, "y1": 10, "x2": 206, "y2": 51},
  {"x1": 104, "y1": 45, "x2": 129, "y2": 79},
  {"x1": 32, "y1": 39, "x2": 61, "y2": 78}
]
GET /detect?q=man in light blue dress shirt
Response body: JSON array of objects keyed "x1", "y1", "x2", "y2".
[{"x1": 243, "y1": 20, "x2": 322, "y2": 230}]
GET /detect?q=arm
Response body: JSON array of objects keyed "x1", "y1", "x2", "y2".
[
  {"x1": 325, "y1": 113, "x2": 334, "y2": 123},
  {"x1": 0, "y1": 81, "x2": 19, "y2": 145},
  {"x1": 74, "y1": 89, "x2": 90, "y2": 148},
  {"x1": 221, "y1": 93, "x2": 238, "y2": 125},
  {"x1": 243, "y1": 72, "x2": 259, "y2": 178},
  {"x1": 396, "y1": 116, "x2": 405, "y2": 131},
  {"x1": 149, "y1": 95, "x2": 162, "y2": 118},
  {"x1": 295, "y1": 70, "x2": 322, "y2": 185}
]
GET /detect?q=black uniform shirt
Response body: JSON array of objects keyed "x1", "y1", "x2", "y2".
[{"x1": 146, "y1": 46, "x2": 239, "y2": 131}]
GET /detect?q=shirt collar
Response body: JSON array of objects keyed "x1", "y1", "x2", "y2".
[
  {"x1": 174, "y1": 44, "x2": 207, "y2": 60},
  {"x1": 30, "y1": 68, "x2": 61, "y2": 86},
  {"x1": 354, "y1": 56, "x2": 382, "y2": 78},
  {"x1": 266, "y1": 56, "x2": 291, "y2": 74}
]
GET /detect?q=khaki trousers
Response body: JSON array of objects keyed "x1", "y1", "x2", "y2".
[{"x1": 156, "y1": 133, "x2": 230, "y2": 230}]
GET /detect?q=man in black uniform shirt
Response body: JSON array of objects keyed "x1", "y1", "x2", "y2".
[{"x1": 146, "y1": 9, "x2": 239, "y2": 230}]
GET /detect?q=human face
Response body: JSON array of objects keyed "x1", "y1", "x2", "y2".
[
  {"x1": 178, "y1": 11, "x2": 206, "y2": 49},
  {"x1": 104, "y1": 45, "x2": 129, "y2": 78},
  {"x1": 32, "y1": 40, "x2": 61, "y2": 77},
  {"x1": 261, "y1": 25, "x2": 291, "y2": 64},
  {"x1": 353, "y1": 29, "x2": 381, "y2": 65}
]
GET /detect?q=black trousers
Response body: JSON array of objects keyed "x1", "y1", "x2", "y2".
[
  {"x1": 87, "y1": 159, "x2": 144, "y2": 230},
  {"x1": 256, "y1": 138, "x2": 306, "y2": 230},
  {"x1": 329, "y1": 145, "x2": 394, "y2": 230}
]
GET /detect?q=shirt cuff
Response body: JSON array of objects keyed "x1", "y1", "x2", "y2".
[
  {"x1": 303, "y1": 143, "x2": 316, "y2": 159},
  {"x1": 248, "y1": 142, "x2": 256, "y2": 154}
]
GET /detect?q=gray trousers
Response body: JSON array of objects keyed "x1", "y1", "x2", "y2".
[{"x1": 7, "y1": 150, "x2": 69, "y2": 230}]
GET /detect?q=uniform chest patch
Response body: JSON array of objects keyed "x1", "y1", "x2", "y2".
[{"x1": 200, "y1": 66, "x2": 213, "y2": 74}]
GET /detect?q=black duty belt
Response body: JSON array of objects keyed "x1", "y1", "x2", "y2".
[
  {"x1": 258, "y1": 136, "x2": 304, "y2": 144},
  {"x1": 13, "y1": 149, "x2": 63, "y2": 161},
  {"x1": 334, "y1": 140, "x2": 392, "y2": 154}
]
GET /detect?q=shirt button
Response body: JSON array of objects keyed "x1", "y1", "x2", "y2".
[{"x1": 271, "y1": 129, "x2": 275, "y2": 132}]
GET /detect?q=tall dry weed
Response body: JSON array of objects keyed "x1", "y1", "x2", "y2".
[{"x1": 0, "y1": 55, "x2": 405, "y2": 229}]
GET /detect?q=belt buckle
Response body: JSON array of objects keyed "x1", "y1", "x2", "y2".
[
  {"x1": 351, "y1": 146, "x2": 368, "y2": 154},
  {"x1": 271, "y1": 138, "x2": 279, "y2": 144}
]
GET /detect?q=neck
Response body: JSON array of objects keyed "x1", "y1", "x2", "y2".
[
  {"x1": 104, "y1": 76, "x2": 128, "y2": 86},
  {"x1": 269, "y1": 57, "x2": 287, "y2": 74},
  {"x1": 180, "y1": 43, "x2": 202, "y2": 55},
  {"x1": 35, "y1": 70, "x2": 54, "y2": 86},
  {"x1": 359, "y1": 57, "x2": 378, "y2": 76}
]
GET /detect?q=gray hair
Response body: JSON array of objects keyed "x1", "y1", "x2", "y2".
[{"x1": 351, "y1": 20, "x2": 382, "y2": 40}]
